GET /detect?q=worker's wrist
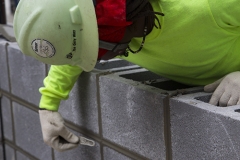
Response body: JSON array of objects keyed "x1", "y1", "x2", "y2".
[{"x1": 39, "y1": 95, "x2": 61, "y2": 111}]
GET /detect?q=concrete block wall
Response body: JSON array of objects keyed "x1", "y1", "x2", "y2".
[
  {"x1": 0, "y1": 37, "x2": 239, "y2": 160},
  {"x1": 170, "y1": 92, "x2": 240, "y2": 160}
]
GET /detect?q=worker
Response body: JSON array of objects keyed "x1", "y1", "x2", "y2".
[{"x1": 13, "y1": 0, "x2": 240, "y2": 152}]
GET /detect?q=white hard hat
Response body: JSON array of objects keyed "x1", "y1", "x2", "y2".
[{"x1": 13, "y1": 0, "x2": 98, "y2": 72}]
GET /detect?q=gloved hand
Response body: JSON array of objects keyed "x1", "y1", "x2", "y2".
[
  {"x1": 204, "y1": 71, "x2": 240, "y2": 107},
  {"x1": 39, "y1": 110, "x2": 95, "y2": 152}
]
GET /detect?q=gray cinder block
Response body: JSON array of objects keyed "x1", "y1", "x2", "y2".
[
  {"x1": 0, "y1": 39, "x2": 9, "y2": 91},
  {"x1": 2, "y1": 96, "x2": 13, "y2": 141},
  {"x1": 103, "y1": 147, "x2": 131, "y2": 160},
  {"x1": 54, "y1": 130, "x2": 101, "y2": 160},
  {"x1": 7, "y1": 43, "x2": 45, "y2": 106},
  {"x1": 5, "y1": 144, "x2": 15, "y2": 160},
  {"x1": 13, "y1": 102, "x2": 52, "y2": 160},
  {"x1": 59, "y1": 60, "x2": 140, "y2": 134},
  {"x1": 59, "y1": 70, "x2": 102, "y2": 134},
  {"x1": 99, "y1": 74, "x2": 166, "y2": 160},
  {"x1": 170, "y1": 92, "x2": 240, "y2": 160}
]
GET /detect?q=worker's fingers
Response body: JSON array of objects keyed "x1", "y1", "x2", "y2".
[
  {"x1": 227, "y1": 95, "x2": 239, "y2": 106},
  {"x1": 59, "y1": 126, "x2": 79, "y2": 144},
  {"x1": 208, "y1": 85, "x2": 224, "y2": 106},
  {"x1": 52, "y1": 136, "x2": 78, "y2": 152},
  {"x1": 218, "y1": 92, "x2": 231, "y2": 107},
  {"x1": 204, "y1": 78, "x2": 223, "y2": 93}
]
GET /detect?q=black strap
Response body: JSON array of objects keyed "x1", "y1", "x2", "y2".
[
  {"x1": 99, "y1": 41, "x2": 130, "y2": 60},
  {"x1": 99, "y1": 41, "x2": 129, "y2": 52}
]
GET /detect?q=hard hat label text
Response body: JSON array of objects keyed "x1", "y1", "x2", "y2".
[{"x1": 31, "y1": 39, "x2": 56, "y2": 58}]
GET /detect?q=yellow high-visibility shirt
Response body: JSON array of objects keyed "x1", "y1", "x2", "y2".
[{"x1": 40, "y1": 0, "x2": 240, "y2": 111}]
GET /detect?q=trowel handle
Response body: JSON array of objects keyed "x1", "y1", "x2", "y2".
[{"x1": 79, "y1": 136, "x2": 95, "y2": 146}]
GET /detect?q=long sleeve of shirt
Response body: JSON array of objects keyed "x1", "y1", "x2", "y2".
[{"x1": 39, "y1": 65, "x2": 83, "y2": 111}]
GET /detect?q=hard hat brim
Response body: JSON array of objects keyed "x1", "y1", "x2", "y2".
[{"x1": 73, "y1": 0, "x2": 98, "y2": 71}]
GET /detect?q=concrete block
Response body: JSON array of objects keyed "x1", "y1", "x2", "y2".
[
  {"x1": 99, "y1": 74, "x2": 166, "y2": 160},
  {"x1": 59, "y1": 59, "x2": 139, "y2": 134},
  {"x1": 7, "y1": 43, "x2": 45, "y2": 106},
  {"x1": 54, "y1": 130, "x2": 101, "y2": 160},
  {"x1": 0, "y1": 39, "x2": 9, "y2": 91},
  {"x1": 59, "y1": 71, "x2": 101, "y2": 134},
  {"x1": 5, "y1": 144, "x2": 15, "y2": 160},
  {"x1": 2, "y1": 96, "x2": 13, "y2": 141},
  {"x1": 170, "y1": 92, "x2": 240, "y2": 160},
  {"x1": 13, "y1": 102, "x2": 52, "y2": 160},
  {"x1": 103, "y1": 147, "x2": 131, "y2": 160},
  {"x1": 16, "y1": 151, "x2": 30, "y2": 160}
]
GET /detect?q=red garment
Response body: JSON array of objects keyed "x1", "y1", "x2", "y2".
[{"x1": 95, "y1": 0, "x2": 132, "y2": 59}]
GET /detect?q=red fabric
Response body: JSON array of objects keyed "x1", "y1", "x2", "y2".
[{"x1": 95, "y1": 0, "x2": 132, "y2": 59}]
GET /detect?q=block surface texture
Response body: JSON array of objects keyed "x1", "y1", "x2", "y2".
[
  {"x1": 59, "y1": 71, "x2": 101, "y2": 134},
  {"x1": 2, "y1": 96, "x2": 13, "y2": 141},
  {"x1": 13, "y1": 102, "x2": 52, "y2": 159},
  {"x1": 0, "y1": 39, "x2": 9, "y2": 91},
  {"x1": 103, "y1": 147, "x2": 131, "y2": 160},
  {"x1": 5, "y1": 144, "x2": 15, "y2": 160},
  {"x1": 100, "y1": 74, "x2": 166, "y2": 160},
  {"x1": 7, "y1": 42, "x2": 45, "y2": 106},
  {"x1": 170, "y1": 92, "x2": 240, "y2": 160}
]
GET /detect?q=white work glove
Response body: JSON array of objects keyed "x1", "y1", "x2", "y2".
[
  {"x1": 204, "y1": 71, "x2": 240, "y2": 107},
  {"x1": 39, "y1": 110, "x2": 95, "y2": 152}
]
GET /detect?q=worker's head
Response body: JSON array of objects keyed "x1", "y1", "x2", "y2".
[
  {"x1": 13, "y1": 0, "x2": 98, "y2": 72},
  {"x1": 14, "y1": 0, "x2": 163, "y2": 70}
]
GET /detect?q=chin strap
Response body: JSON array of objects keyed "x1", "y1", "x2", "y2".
[{"x1": 99, "y1": 40, "x2": 130, "y2": 60}]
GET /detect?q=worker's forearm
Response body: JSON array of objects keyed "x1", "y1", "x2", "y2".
[{"x1": 39, "y1": 65, "x2": 83, "y2": 111}]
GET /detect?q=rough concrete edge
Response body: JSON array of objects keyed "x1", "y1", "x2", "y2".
[
  {"x1": 171, "y1": 92, "x2": 240, "y2": 121},
  {"x1": 99, "y1": 73, "x2": 169, "y2": 97}
]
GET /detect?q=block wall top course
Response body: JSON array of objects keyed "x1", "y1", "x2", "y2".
[
  {"x1": 12, "y1": 102, "x2": 52, "y2": 160},
  {"x1": 0, "y1": 39, "x2": 10, "y2": 91},
  {"x1": 171, "y1": 92, "x2": 240, "y2": 119},
  {"x1": 99, "y1": 74, "x2": 166, "y2": 160},
  {"x1": 7, "y1": 42, "x2": 45, "y2": 106},
  {"x1": 170, "y1": 92, "x2": 240, "y2": 160},
  {"x1": 114, "y1": 69, "x2": 203, "y2": 94}
]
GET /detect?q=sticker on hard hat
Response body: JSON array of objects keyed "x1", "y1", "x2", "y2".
[{"x1": 31, "y1": 39, "x2": 55, "y2": 58}]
